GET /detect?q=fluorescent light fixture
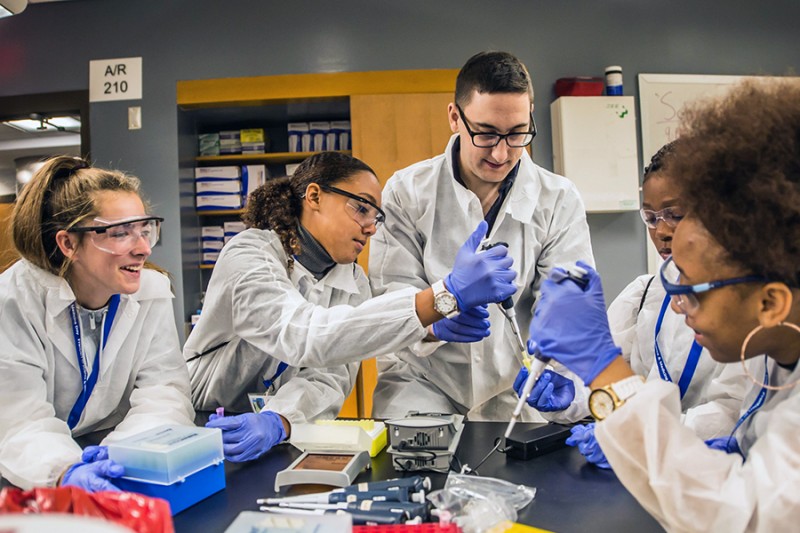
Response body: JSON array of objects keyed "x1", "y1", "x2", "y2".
[
  {"x1": 4, "y1": 115, "x2": 81, "y2": 133},
  {"x1": 0, "y1": 0, "x2": 27, "y2": 18}
]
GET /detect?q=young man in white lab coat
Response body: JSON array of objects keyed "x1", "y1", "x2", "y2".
[{"x1": 369, "y1": 51, "x2": 594, "y2": 421}]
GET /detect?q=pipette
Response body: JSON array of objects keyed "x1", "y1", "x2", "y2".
[{"x1": 504, "y1": 264, "x2": 589, "y2": 439}]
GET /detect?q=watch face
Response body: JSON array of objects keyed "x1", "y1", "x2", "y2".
[
  {"x1": 589, "y1": 389, "x2": 615, "y2": 420},
  {"x1": 434, "y1": 293, "x2": 458, "y2": 315}
]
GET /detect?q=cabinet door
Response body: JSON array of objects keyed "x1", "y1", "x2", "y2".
[
  {"x1": 351, "y1": 93, "x2": 454, "y2": 186},
  {"x1": 349, "y1": 93, "x2": 453, "y2": 418}
]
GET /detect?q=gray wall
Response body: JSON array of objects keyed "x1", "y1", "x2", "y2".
[{"x1": 2, "y1": 0, "x2": 798, "y2": 333}]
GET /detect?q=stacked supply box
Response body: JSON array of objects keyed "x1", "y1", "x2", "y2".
[
  {"x1": 223, "y1": 221, "x2": 247, "y2": 244},
  {"x1": 108, "y1": 425, "x2": 225, "y2": 515},
  {"x1": 240, "y1": 128, "x2": 266, "y2": 154},
  {"x1": 287, "y1": 122, "x2": 310, "y2": 152},
  {"x1": 241, "y1": 164, "x2": 267, "y2": 203},
  {"x1": 308, "y1": 121, "x2": 330, "y2": 151},
  {"x1": 198, "y1": 133, "x2": 220, "y2": 156},
  {"x1": 329, "y1": 120, "x2": 351, "y2": 150},
  {"x1": 201, "y1": 226, "x2": 224, "y2": 265},
  {"x1": 195, "y1": 166, "x2": 243, "y2": 210},
  {"x1": 219, "y1": 130, "x2": 241, "y2": 155}
]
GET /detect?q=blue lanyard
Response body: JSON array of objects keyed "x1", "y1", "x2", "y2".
[
  {"x1": 67, "y1": 294, "x2": 120, "y2": 429},
  {"x1": 654, "y1": 294, "x2": 703, "y2": 399},
  {"x1": 263, "y1": 361, "x2": 289, "y2": 390},
  {"x1": 730, "y1": 355, "x2": 770, "y2": 439}
]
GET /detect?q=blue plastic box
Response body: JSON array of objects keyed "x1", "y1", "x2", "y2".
[{"x1": 114, "y1": 461, "x2": 226, "y2": 515}]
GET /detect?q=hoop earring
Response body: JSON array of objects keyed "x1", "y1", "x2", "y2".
[{"x1": 740, "y1": 321, "x2": 800, "y2": 391}]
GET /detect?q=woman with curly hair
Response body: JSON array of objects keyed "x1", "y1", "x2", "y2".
[
  {"x1": 185, "y1": 151, "x2": 517, "y2": 462},
  {"x1": 525, "y1": 78, "x2": 800, "y2": 530}
]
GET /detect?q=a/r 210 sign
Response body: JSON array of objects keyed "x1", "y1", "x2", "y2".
[{"x1": 89, "y1": 57, "x2": 143, "y2": 103}]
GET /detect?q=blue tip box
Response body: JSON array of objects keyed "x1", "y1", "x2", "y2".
[{"x1": 108, "y1": 425, "x2": 225, "y2": 515}]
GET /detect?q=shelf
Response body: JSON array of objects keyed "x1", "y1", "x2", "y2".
[
  {"x1": 196, "y1": 150, "x2": 351, "y2": 165},
  {"x1": 200, "y1": 264, "x2": 215, "y2": 269},
  {"x1": 197, "y1": 209, "x2": 245, "y2": 216}
]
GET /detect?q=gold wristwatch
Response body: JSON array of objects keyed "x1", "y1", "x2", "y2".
[{"x1": 588, "y1": 375, "x2": 645, "y2": 421}]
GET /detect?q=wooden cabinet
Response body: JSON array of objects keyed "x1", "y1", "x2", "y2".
[
  {"x1": 0, "y1": 203, "x2": 18, "y2": 273},
  {"x1": 177, "y1": 69, "x2": 457, "y2": 417}
]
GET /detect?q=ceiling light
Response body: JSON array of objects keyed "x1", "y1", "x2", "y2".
[
  {"x1": 3, "y1": 115, "x2": 81, "y2": 133},
  {"x1": 0, "y1": 0, "x2": 27, "y2": 18}
]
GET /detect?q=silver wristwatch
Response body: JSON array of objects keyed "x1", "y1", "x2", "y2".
[{"x1": 432, "y1": 279, "x2": 459, "y2": 319}]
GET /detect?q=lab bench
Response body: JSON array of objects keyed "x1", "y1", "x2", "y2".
[{"x1": 172, "y1": 420, "x2": 664, "y2": 533}]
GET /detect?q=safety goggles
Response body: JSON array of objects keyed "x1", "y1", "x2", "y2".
[
  {"x1": 639, "y1": 207, "x2": 684, "y2": 229},
  {"x1": 67, "y1": 216, "x2": 163, "y2": 255},
  {"x1": 660, "y1": 256, "x2": 767, "y2": 314},
  {"x1": 320, "y1": 185, "x2": 385, "y2": 229},
  {"x1": 456, "y1": 104, "x2": 536, "y2": 148}
]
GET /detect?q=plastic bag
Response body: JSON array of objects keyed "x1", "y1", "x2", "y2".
[
  {"x1": 427, "y1": 474, "x2": 536, "y2": 533},
  {"x1": 0, "y1": 486, "x2": 174, "y2": 533}
]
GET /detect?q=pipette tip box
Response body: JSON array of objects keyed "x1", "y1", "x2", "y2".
[
  {"x1": 290, "y1": 419, "x2": 387, "y2": 457},
  {"x1": 108, "y1": 425, "x2": 225, "y2": 514}
]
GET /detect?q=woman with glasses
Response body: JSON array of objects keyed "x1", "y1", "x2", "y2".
[
  {"x1": 185, "y1": 151, "x2": 517, "y2": 462},
  {"x1": 0, "y1": 156, "x2": 194, "y2": 492},
  {"x1": 526, "y1": 79, "x2": 800, "y2": 530},
  {"x1": 566, "y1": 141, "x2": 753, "y2": 469}
]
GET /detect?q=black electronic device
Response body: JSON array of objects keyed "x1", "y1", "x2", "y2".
[{"x1": 505, "y1": 423, "x2": 572, "y2": 461}]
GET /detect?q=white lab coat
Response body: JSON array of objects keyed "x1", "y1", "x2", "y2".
[
  {"x1": 0, "y1": 260, "x2": 194, "y2": 490},
  {"x1": 369, "y1": 134, "x2": 595, "y2": 421},
  {"x1": 608, "y1": 268, "x2": 751, "y2": 439},
  {"x1": 596, "y1": 356, "x2": 800, "y2": 532},
  {"x1": 185, "y1": 228, "x2": 427, "y2": 421}
]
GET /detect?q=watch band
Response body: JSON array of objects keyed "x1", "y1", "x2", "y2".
[{"x1": 609, "y1": 375, "x2": 646, "y2": 402}]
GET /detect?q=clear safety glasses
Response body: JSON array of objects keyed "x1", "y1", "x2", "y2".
[
  {"x1": 456, "y1": 104, "x2": 536, "y2": 148},
  {"x1": 640, "y1": 207, "x2": 685, "y2": 229},
  {"x1": 68, "y1": 216, "x2": 164, "y2": 255},
  {"x1": 320, "y1": 185, "x2": 386, "y2": 229},
  {"x1": 660, "y1": 256, "x2": 767, "y2": 314}
]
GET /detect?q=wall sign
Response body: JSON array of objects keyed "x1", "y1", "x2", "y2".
[{"x1": 89, "y1": 57, "x2": 142, "y2": 102}]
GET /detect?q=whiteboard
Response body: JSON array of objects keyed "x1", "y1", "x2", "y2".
[
  {"x1": 638, "y1": 73, "x2": 746, "y2": 274},
  {"x1": 637, "y1": 73, "x2": 748, "y2": 165}
]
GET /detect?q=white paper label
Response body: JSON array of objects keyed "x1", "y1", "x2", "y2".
[{"x1": 89, "y1": 57, "x2": 142, "y2": 102}]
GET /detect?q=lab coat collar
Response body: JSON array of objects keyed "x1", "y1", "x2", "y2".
[
  {"x1": 443, "y1": 133, "x2": 540, "y2": 225},
  {"x1": 291, "y1": 260, "x2": 360, "y2": 294}
]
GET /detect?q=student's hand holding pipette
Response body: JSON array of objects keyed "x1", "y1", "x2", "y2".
[
  {"x1": 529, "y1": 261, "x2": 621, "y2": 385},
  {"x1": 513, "y1": 368, "x2": 575, "y2": 411}
]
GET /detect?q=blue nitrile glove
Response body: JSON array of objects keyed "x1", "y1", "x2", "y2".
[
  {"x1": 705, "y1": 436, "x2": 742, "y2": 455},
  {"x1": 61, "y1": 459, "x2": 124, "y2": 492},
  {"x1": 432, "y1": 304, "x2": 491, "y2": 343},
  {"x1": 206, "y1": 410, "x2": 287, "y2": 463},
  {"x1": 513, "y1": 368, "x2": 576, "y2": 412},
  {"x1": 528, "y1": 261, "x2": 621, "y2": 385},
  {"x1": 445, "y1": 221, "x2": 517, "y2": 310},
  {"x1": 566, "y1": 423, "x2": 611, "y2": 469},
  {"x1": 81, "y1": 445, "x2": 109, "y2": 463}
]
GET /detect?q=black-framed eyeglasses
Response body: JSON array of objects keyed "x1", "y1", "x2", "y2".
[
  {"x1": 320, "y1": 185, "x2": 386, "y2": 229},
  {"x1": 660, "y1": 256, "x2": 768, "y2": 314},
  {"x1": 456, "y1": 104, "x2": 536, "y2": 148}
]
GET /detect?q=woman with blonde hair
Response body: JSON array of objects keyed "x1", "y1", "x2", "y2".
[{"x1": 0, "y1": 156, "x2": 194, "y2": 492}]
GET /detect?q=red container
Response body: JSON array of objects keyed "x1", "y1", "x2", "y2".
[{"x1": 555, "y1": 77, "x2": 604, "y2": 97}]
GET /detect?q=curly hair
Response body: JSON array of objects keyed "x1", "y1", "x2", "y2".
[
  {"x1": 643, "y1": 139, "x2": 683, "y2": 183},
  {"x1": 242, "y1": 151, "x2": 376, "y2": 271},
  {"x1": 670, "y1": 78, "x2": 800, "y2": 287}
]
